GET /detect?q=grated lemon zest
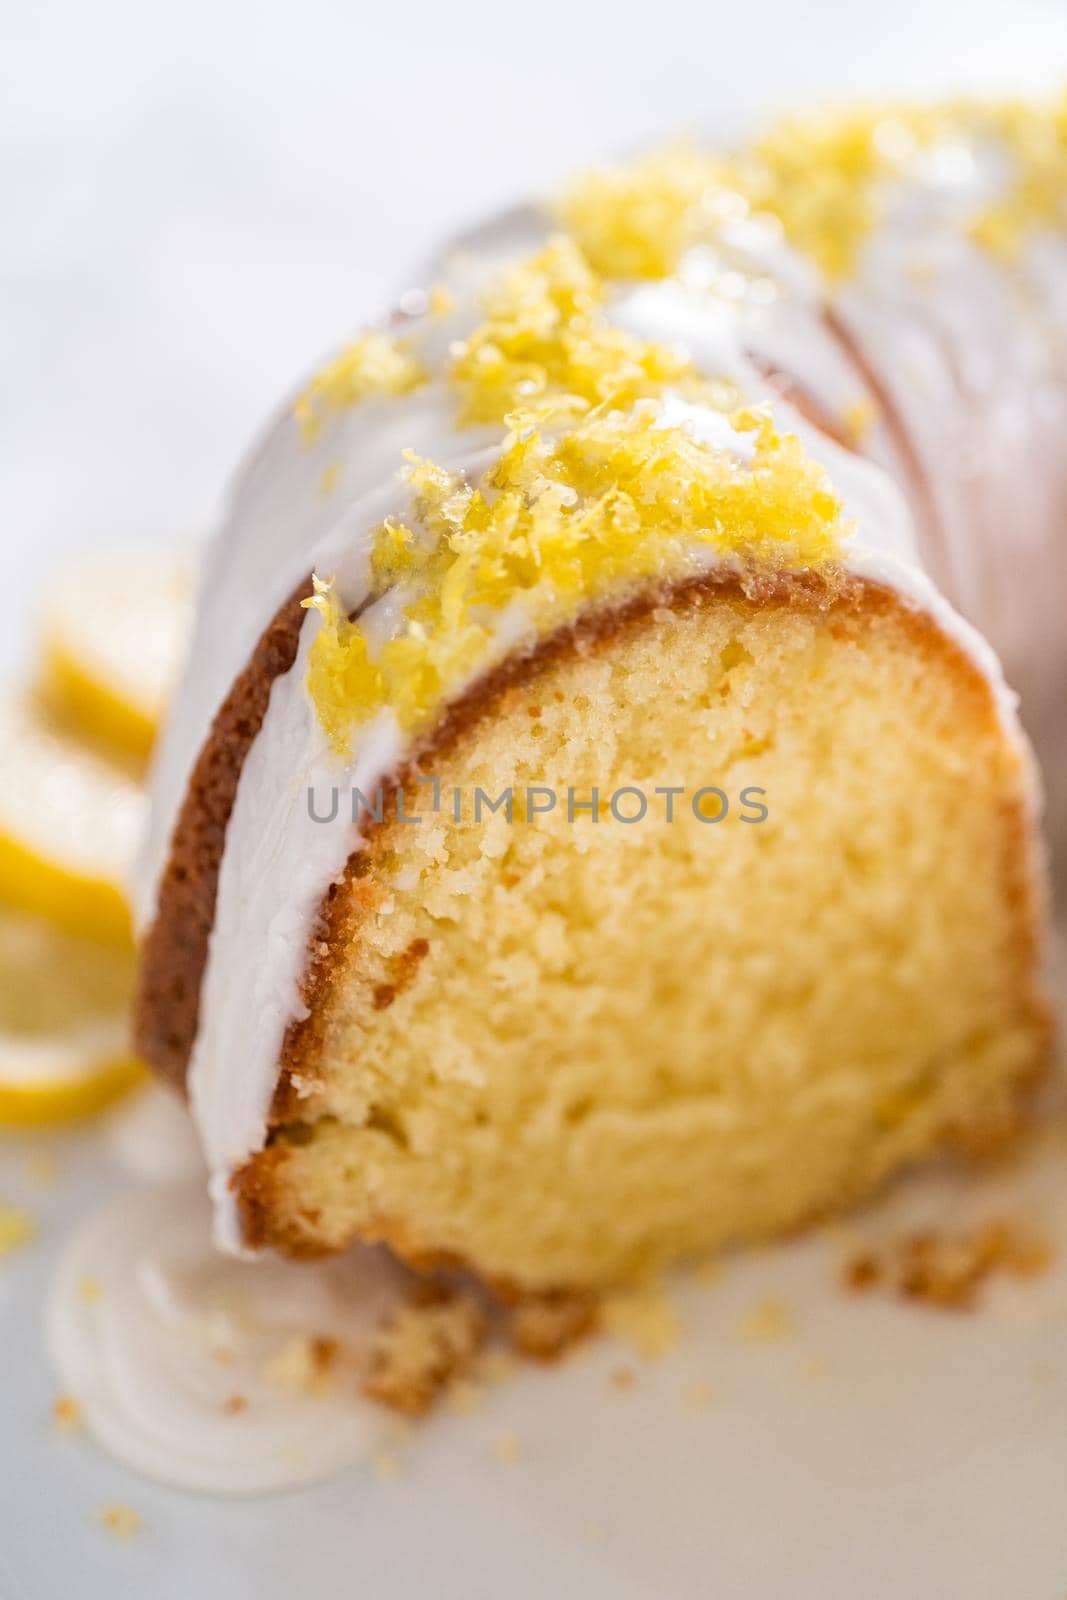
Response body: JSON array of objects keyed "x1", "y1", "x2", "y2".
[
  {"x1": 294, "y1": 333, "x2": 426, "y2": 442},
  {"x1": 449, "y1": 236, "x2": 716, "y2": 426},
  {"x1": 561, "y1": 95, "x2": 1067, "y2": 282},
  {"x1": 305, "y1": 404, "x2": 848, "y2": 746}
]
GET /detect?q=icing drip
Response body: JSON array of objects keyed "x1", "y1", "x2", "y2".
[{"x1": 47, "y1": 1178, "x2": 411, "y2": 1493}]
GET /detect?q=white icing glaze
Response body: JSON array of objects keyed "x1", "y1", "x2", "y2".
[
  {"x1": 143, "y1": 124, "x2": 1058, "y2": 1255},
  {"x1": 46, "y1": 1181, "x2": 412, "y2": 1493}
]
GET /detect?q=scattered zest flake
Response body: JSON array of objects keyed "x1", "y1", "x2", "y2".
[
  {"x1": 96, "y1": 1503, "x2": 142, "y2": 1540},
  {"x1": 562, "y1": 94, "x2": 1067, "y2": 282},
  {"x1": 52, "y1": 1394, "x2": 83, "y2": 1433},
  {"x1": 294, "y1": 332, "x2": 425, "y2": 442}
]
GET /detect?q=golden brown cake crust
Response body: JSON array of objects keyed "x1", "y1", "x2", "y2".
[{"x1": 134, "y1": 581, "x2": 310, "y2": 1087}]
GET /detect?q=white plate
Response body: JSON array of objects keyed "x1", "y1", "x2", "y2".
[{"x1": 2, "y1": 1035, "x2": 1066, "y2": 1599}]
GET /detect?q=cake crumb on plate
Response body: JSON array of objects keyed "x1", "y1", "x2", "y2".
[
  {"x1": 739, "y1": 1297, "x2": 795, "y2": 1344},
  {"x1": 52, "y1": 1394, "x2": 82, "y2": 1433},
  {"x1": 0, "y1": 1205, "x2": 34, "y2": 1256},
  {"x1": 492, "y1": 1433, "x2": 521, "y2": 1466},
  {"x1": 603, "y1": 1283, "x2": 679, "y2": 1358},
  {"x1": 96, "y1": 1503, "x2": 141, "y2": 1539},
  {"x1": 842, "y1": 1219, "x2": 1052, "y2": 1311},
  {"x1": 261, "y1": 1333, "x2": 338, "y2": 1394},
  {"x1": 508, "y1": 1290, "x2": 599, "y2": 1362},
  {"x1": 364, "y1": 1287, "x2": 488, "y2": 1416}
]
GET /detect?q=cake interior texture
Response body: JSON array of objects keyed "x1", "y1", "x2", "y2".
[{"x1": 235, "y1": 576, "x2": 1047, "y2": 1291}]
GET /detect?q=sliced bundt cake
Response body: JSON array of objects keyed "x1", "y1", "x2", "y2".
[{"x1": 136, "y1": 97, "x2": 1059, "y2": 1291}]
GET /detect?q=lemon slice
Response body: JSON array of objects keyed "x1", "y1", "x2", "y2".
[
  {"x1": 0, "y1": 694, "x2": 145, "y2": 946},
  {"x1": 0, "y1": 908, "x2": 143, "y2": 1123},
  {"x1": 40, "y1": 544, "x2": 193, "y2": 761}
]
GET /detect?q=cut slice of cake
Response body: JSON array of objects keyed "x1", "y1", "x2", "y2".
[{"x1": 135, "y1": 97, "x2": 1059, "y2": 1296}]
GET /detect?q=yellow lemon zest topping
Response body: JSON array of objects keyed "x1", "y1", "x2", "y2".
[
  {"x1": 299, "y1": 94, "x2": 1067, "y2": 752},
  {"x1": 560, "y1": 143, "x2": 728, "y2": 280},
  {"x1": 305, "y1": 405, "x2": 848, "y2": 748},
  {"x1": 561, "y1": 96, "x2": 1067, "y2": 282},
  {"x1": 965, "y1": 93, "x2": 1067, "y2": 259},
  {"x1": 294, "y1": 333, "x2": 426, "y2": 442},
  {"x1": 302, "y1": 578, "x2": 384, "y2": 756},
  {"x1": 428, "y1": 284, "x2": 456, "y2": 318},
  {"x1": 724, "y1": 106, "x2": 933, "y2": 281},
  {"x1": 449, "y1": 236, "x2": 716, "y2": 426}
]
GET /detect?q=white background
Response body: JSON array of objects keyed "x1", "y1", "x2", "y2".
[{"x1": 3, "y1": 0, "x2": 1067, "y2": 680}]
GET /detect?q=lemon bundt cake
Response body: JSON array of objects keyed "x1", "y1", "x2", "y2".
[{"x1": 135, "y1": 98, "x2": 1059, "y2": 1293}]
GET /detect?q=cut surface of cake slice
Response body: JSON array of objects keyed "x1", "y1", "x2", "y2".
[{"x1": 233, "y1": 573, "x2": 1046, "y2": 1289}]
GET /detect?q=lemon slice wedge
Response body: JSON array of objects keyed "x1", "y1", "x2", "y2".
[
  {"x1": 0, "y1": 694, "x2": 145, "y2": 946},
  {"x1": 40, "y1": 544, "x2": 193, "y2": 761},
  {"x1": 0, "y1": 908, "x2": 142, "y2": 1123}
]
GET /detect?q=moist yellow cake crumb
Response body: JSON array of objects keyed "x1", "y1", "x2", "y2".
[
  {"x1": 0, "y1": 1205, "x2": 34, "y2": 1256},
  {"x1": 96, "y1": 1503, "x2": 141, "y2": 1539},
  {"x1": 254, "y1": 576, "x2": 1046, "y2": 1291}
]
